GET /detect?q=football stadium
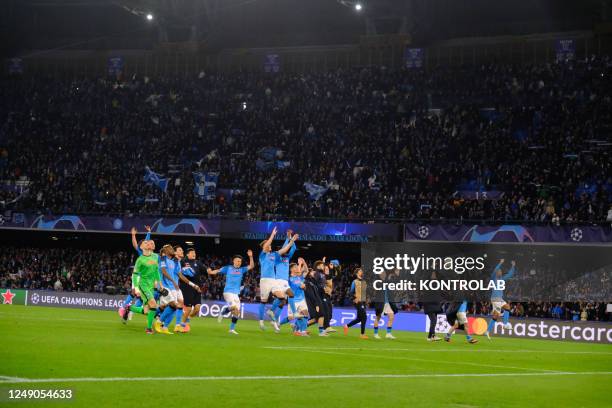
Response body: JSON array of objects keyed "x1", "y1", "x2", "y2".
[{"x1": 1, "y1": 1, "x2": 612, "y2": 407}]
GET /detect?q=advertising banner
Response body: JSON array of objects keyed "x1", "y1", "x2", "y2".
[
  {"x1": 221, "y1": 220, "x2": 400, "y2": 242},
  {"x1": 6, "y1": 292, "x2": 609, "y2": 343},
  {"x1": 0, "y1": 214, "x2": 399, "y2": 242},
  {"x1": 26, "y1": 290, "x2": 125, "y2": 310},
  {"x1": 428, "y1": 314, "x2": 611, "y2": 344},
  {"x1": 197, "y1": 300, "x2": 426, "y2": 331},
  {"x1": 0, "y1": 289, "x2": 27, "y2": 305},
  {"x1": 405, "y1": 223, "x2": 612, "y2": 243},
  {"x1": 0, "y1": 213, "x2": 220, "y2": 236}
]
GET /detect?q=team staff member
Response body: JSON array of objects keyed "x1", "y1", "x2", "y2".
[
  {"x1": 343, "y1": 268, "x2": 368, "y2": 339},
  {"x1": 313, "y1": 259, "x2": 334, "y2": 333},
  {"x1": 323, "y1": 259, "x2": 339, "y2": 332},
  {"x1": 305, "y1": 266, "x2": 327, "y2": 336},
  {"x1": 423, "y1": 271, "x2": 443, "y2": 341}
]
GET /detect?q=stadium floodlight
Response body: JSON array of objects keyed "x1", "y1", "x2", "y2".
[
  {"x1": 146, "y1": 13, "x2": 154, "y2": 21},
  {"x1": 337, "y1": 1, "x2": 364, "y2": 12}
]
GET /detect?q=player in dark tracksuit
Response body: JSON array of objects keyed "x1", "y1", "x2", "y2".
[
  {"x1": 423, "y1": 271, "x2": 443, "y2": 341},
  {"x1": 343, "y1": 268, "x2": 368, "y2": 339},
  {"x1": 305, "y1": 267, "x2": 328, "y2": 336},
  {"x1": 313, "y1": 260, "x2": 334, "y2": 333},
  {"x1": 177, "y1": 248, "x2": 203, "y2": 333}
]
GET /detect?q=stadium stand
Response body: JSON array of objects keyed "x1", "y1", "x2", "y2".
[{"x1": 1, "y1": 59, "x2": 610, "y2": 222}]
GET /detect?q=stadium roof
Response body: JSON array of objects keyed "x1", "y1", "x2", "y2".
[{"x1": 1, "y1": 0, "x2": 608, "y2": 57}]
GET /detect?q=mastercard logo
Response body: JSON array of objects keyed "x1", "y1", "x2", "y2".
[{"x1": 468, "y1": 317, "x2": 488, "y2": 335}]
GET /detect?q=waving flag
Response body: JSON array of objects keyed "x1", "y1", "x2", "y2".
[
  {"x1": 304, "y1": 182, "x2": 328, "y2": 200},
  {"x1": 143, "y1": 166, "x2": 168, "y2": 192}
]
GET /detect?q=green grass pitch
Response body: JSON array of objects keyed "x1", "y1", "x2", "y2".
[{"x1": 1, "y1": 305, "x2": 611, "y2": 407}]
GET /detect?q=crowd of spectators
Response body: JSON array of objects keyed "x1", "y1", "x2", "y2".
[
  {"x1": 1, "y1": 57, "x2": 611, "y2": 223},
  {"x1": 1, "y1": 246, "x2": 609, "y2": 322}
]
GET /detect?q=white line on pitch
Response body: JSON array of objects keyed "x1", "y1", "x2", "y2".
[
  {"x1": 304, "y1": 349, "x2": 562, "y2": 373},
  {"x1": 263, "y1": 346, "x2": 612, "y2": 355},
  {"x1": 0, "y1": 376, "x2": 25, "y2": 381},
  {"x1": 1, "y1": 372, "x2": 611, "y2": 384}
]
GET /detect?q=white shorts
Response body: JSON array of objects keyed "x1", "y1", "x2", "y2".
[
  {"x1": 271, "y1": 279, "x2": 289, "y2": 294},
  {"x1": 492, "y1": 301, "x2": 506, "y2": 313},
  {"x1": 223, "y1": 292, "x2": 241, "y2": 309},
  {"x1": 160, "y1": 289, "x2": 182, "y2": 305},
  {"x1": 456, "y1": 312, "x2": 468, "y2": 325},
  {"x1": 383, "y1": 303, "x2": 394, "y2": 315},
  {"x1": 259, "y1": 278, "x2": 276, "y2": 301},
  {"x1": 289, "y1": 299, "x2": 308, "y2": 317}
]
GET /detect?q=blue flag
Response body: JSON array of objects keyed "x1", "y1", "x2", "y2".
[
  {"x1": 193, "y1": 171, "x2": 219, "y2": 200},
  {"x1": 256, "y1": 158, "x2": 274, "y2": 171},
  {"x1": 276, "y1": 160, "x2": 291, "y2": 169},
  {"x1": 258, "y1": 147, "x2": 280, "y2": 161},
  {"x1": 304, "y1": 182, "x2": 328, "y2": 200},
  {"x1": 143, "y1": 166, "x2": 168, "y2": 192}
]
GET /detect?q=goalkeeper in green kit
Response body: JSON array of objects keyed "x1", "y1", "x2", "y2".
[{"x1": 129, "y1": 240, "x2": 166, "y2": 334}]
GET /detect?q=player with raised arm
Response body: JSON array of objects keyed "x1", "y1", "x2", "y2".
[
  {"x1": 444, "y1": 301, "x2": 478, "y2": 344},
  {"x1": 126, "y1": 240, "x2": 165, "y2": 334},
  {"x1": 484, "y1": 259, "x2": 516, "y2": 339},
  {"x1": 207, "y1": 250, "x2": 255, "y2": 335},
  {"x1": 119, "y1": 226, "x2": 152, "y2": 320},
  {"x1": 177, "y1": 247, "x2": 203, "y2": 333},
  {"x1": 280, "y1": 257, "x2": 310, "y2": 336},
  {"x1": 268, "y1": 231, "x2": 298, "y2": 330},
  {"x1": 258, "y1": 226, "x2": 281, "y2": 331}
]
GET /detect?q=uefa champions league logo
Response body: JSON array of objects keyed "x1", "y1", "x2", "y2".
[
  {"x1": 570, "y1": 228, "x2": 583, "y2": 242},
  {"x1": 417, "y1": 225, "x2": 430, "y2": 239},
  {"x1": 112, "y1": 218, "x2": 123, "y2": 230},
  {"x1": 31, "y1": 293, "x2": 40, "y2": 304}
]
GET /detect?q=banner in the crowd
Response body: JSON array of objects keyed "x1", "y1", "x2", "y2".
[
  {"x1": 405, "y1": 224, "x2": 612, "y2": 243},
  {"x1": 143, "y1": 166, "x2": 168, "y2": 192},
  {"x1": 0, "y1": 289, "x2": 27, "y2": 305},
  {"x1": 555, "y1": 39, "x2": 575, "y2": 62},
  {"x1": 304, "y1": 182, "x2": 328, "y2": 200},
  {"x1": 7, "y1": 58, "x2": 23, "y2": 74},
  {"x1": 193, "y1": 171, "x2": 218, "y2": 200},
  {"x1": 456, "y1": 190, "x2": 503, "y2": 200},
  {"x1": 405, "y1": 47, "x2": 424, "y2": 68},
  {"x1": 108, "y1": 56, "x2": 124, "y2": 75},
  {"x1": 220, "y1": 220, "x2": 400, "y2": 242},
  {"x1": 263, "y1": 54, "x2": 281, "y2": 73}
]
